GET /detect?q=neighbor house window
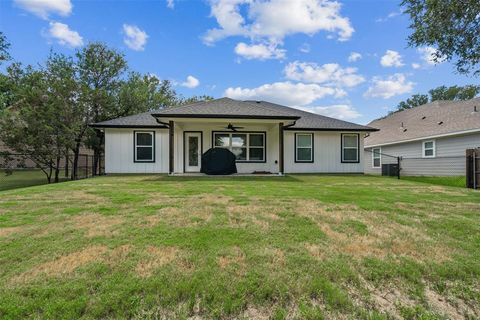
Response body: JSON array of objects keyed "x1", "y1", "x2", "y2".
[
  {"x1": 295, "y1": 133, "x2": 313, "y2": 162},
  {"x1": 422, "y1": 140, "x2": 435, "y2": 158},
  {"x1": 342, "y1": 134, "x2": 359, "y2": 163},
  {"x1": 372, "y1": 148, "x2": 381, "y2": 168},
  {"x1": 213, "y1": 132, "x2": 265, "y2": 162},
  {"x1": 134, "y1": 131, "x2": 155, "y2": 162}
]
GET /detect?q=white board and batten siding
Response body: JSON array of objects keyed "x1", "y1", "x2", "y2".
[
  {"x1": 104, "y1": 128, "x2": 169, "y2": 173},
  {"x1": 364, "y1": 132, "x2": 480, "y2": 176},
  {"x1": 104, "y1": 128, "x2": 367, "y2": 174},
  {"x1": 284, "y1": 131, "x2": 364, "y2": 173}
]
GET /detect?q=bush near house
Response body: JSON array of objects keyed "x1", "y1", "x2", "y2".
[{"x1": 0, "y1": 175, "x2": 479, "y2": 319}]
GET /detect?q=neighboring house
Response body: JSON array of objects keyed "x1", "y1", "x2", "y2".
[
  {"x1": 91, "y1": 98, "x2": 377, "y2": 174},
  {"x1": 364, "y1": 98, "x2": 480, "y2": 176}
]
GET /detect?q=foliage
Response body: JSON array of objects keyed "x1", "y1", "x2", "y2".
[
  {"x1": 402, "y1": 0, "x2": 480, "y2": 75},
  {"x1": 177, "y1": 94, "x2": 214, "y2": 106},
  {"x1": 0, "y1": 32, "x2": 11, "y2": 64},
  {"x1": 395, "y1": 84, "x2": 480, "y2": 111}
]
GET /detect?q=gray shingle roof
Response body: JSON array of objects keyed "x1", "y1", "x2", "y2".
[
  {"x1": 91, "y1": 97, "x2": 376, "y2": 131},
  {"x1": 365, "y1": 98, "x2": 480, "y2": 147}
]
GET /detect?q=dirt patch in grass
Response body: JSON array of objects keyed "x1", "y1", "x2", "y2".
[
  {"x1": 135, "y1": 246, "x2": 179, "y2": 278},
  {"x1": 227, "y1": 203, "x2": 283, "y2": 230},
  {"x1": 72, "y1": 213, "x2": 124, "y2": 237},
  {"x1": 105, "y1": 244, "x2": 132, "y2": 266},
  {"x1": 12, "y1": 245, "x2": 108, "y2": 283},
  {"x1": 425, "y1": 287, "x2": 478, "y2": 320},
  {"x1": 217, "y1": 246, "x2": 246, "y2": 275},
  {"x1": 0, "y1": 226, "x2": 23, "y2": 237},
  {"x1": 305, "y1": 243, "x2": 328, "y2": 260}
]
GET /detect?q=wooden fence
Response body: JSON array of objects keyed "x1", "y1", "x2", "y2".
[{"x1": 466, "y1": 148, "x2": 480, "y2": 189}]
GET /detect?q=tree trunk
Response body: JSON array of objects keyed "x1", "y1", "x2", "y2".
[
  {"x1": 54, "y1": 156, "x2": 61, "y2": 183},
  {"x1": 72, "y1": 141, "x2": 81, "y2": 180},
  {"x1": 65, "y1": 151, "x2": 69, "y2": 178}
]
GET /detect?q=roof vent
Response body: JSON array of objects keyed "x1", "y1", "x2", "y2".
[
  {"x1": 473, "y1": 105, "x2": 478, "y2": 113},
  {"x1": 403, "y1": 128, "x2": 407, "y2": 132},
  {"x1": 256, "y1": 101, "x2": 261, "y2": 103},
  {"x1": 438, "y1": 121, "x2": 443, "y2": 125},
  {"x1": 421, "y1": 116, "x2": 426, "y2": 120}
]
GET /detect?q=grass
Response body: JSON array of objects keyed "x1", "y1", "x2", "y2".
[
  {"x1": 0, "y1": 174, "x2": 479, "y2": 319},
  {"x1": 0, "y1": 169, "x2": 90, "y2": 192},
  {"x1": 399, "y1": 176, "x2": 466, "y2": 188}
]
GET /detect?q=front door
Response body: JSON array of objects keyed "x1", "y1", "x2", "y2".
[{"x1": 184, "y1": 132, "x2": 202, "y2": 172}]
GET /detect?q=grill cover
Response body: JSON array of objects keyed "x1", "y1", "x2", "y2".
[{"x1": 200, "y1": 147, "x2": 237, "y2": 175}]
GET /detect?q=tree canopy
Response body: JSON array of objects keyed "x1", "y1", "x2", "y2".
[
  {"x1": 395, "y1": 84, "x2": 480, "y2": 111},
  {"x1": 402, "y1": 0, "x2": 480, "y2": 76}
]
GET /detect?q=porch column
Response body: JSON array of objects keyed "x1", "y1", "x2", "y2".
[
  {"x1": 169, "y1": 120, "x2": 174, "y2": 174},
  {"x1": 279, "y1": 122, "x2": 284, "y2": 175}
]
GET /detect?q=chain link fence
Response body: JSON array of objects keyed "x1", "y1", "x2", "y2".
[{"x1": 0, "y1": 153, "x2": 104, "y2": 191}]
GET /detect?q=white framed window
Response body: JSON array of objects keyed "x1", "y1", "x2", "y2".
[
  {"x1": 422, "y1": 140, "x2": 435, "y2": 158},
  {"x1": 134, "y1": 131, "x2": 155, "y2": 162},
  {"x1": 372, "y1": 148, "x2": 381, "y2": 168},
  {"x1": 295, "y1": 133, "x2": 313, "y2": 162},
  {"x1": 341, "y1": 134, "x2": 359, "y2": 163},
  {"x1": 213, "y1": 132, "x2": 265, "y2": 162}
]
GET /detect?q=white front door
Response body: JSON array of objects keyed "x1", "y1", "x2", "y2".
[{"x1": 184, "y1": 132, "x2": 202, "y2": 172}]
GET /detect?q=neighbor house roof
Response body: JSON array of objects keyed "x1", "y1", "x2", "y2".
[
  {"x1": 365, "y1": 98, "x2": 480, "y2": 147},
  {"x1": 91, "y1": 97, "x2": 376, "y2": 131}
]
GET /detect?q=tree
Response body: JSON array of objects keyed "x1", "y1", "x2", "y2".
[
  {"x1": 0, "y1": 65, "x2": 67, "y2": 183},
  {"x1": 396, "y1": 94, "x2": 429, "y2": 111},
  {"x1": 177, "y1": 95, "x2": 214, "y2": 106},
  {"x1": 402, "y1": 0, "x2": 480, "y2": 75},
  {"x1": 0, "y1": 32, "x2": 11, "y2": 64},
  {"x1": 395, "y1": 84, "x2": 480, "y2": 111},
  {"x1": 76, "y1": 42, "x2": 128, "y2": 176}
]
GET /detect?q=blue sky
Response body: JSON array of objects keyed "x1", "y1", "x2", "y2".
[{"x1": 1, "y1": 0, "x2": 476, "y2": 124}]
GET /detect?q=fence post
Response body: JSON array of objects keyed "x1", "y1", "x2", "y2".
[
  {"x1": 397, "y1": 157, "x2": 401, "y2": 179},
  {"x1": 466, "y1": 149, "x2": 473, "y2": 188},
  {"x1": 85, "y1": 154, "x2": 88, "y2": 179}
]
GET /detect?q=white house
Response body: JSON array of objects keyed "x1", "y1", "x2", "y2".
[
  {"x1": 91, "y1": 98, "x2": 377, "y2": 174},
  {"x1": 364, "y1": 98, "x2": 480, "y2": 176}
]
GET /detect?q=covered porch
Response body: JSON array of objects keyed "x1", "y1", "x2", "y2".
[{"x1": 156, "y1": 118, "x2": 294, "y2": 175}]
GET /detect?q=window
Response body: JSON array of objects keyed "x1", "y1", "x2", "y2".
[
  {"x1": 342, "y1": 134, "x2": 359, "y2": 163},
  {"x1": 213, "y1": 132, "x2": 265, "y2": 162},
  {"x1": 422, "y1": 140, "x2": 435, "y2": 158},
  {"x1": 134, "y1": 131, "x2": 155, "y2": 162},
  {"x1": 295, "y1": 133, "x2": 313, "y2": 162},
  {"x1": 372, "y1": 148, "x2": 381, "y2": 168}
]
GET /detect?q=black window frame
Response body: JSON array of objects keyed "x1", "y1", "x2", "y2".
[
  {"x1": 341, "y1": 133, "x2": 360, "y2": 163},
  {"x1": 294, "y1": 132, "x2": 314, "y2": 163},
  {"x1": 211, "y1": 131, "x2": 266, "y2": 163},
  {"x1": 133, "y1": 130, "x2": 155, "y2": 163}
]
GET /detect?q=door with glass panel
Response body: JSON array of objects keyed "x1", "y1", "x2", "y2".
[{"x1": 184, "y1": 132, "x2": 202, "y2": 172}]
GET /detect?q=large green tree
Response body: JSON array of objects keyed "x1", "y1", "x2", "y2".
[
  {"x1": 76, "y1": 42, "x2": 128, "y2": 175},
  {"x1": 402, "y1": 0, "x2": 480, "y2": 75},
  {"x1": 395, "y1": 84, "x2": 480, "y2": 111}
]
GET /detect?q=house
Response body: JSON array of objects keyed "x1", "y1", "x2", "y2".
[
  {"x1": 91, "y1": 98, "x2": 377, "y2": 174},
  {"x1": 364, "y1": 98, "x2": 480, "y2": 176}
]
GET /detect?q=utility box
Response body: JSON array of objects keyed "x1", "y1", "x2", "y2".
[{"x1": 382, "y1": 163, "x2": 399, "y2": 177}]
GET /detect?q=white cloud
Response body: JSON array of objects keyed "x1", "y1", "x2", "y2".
[
  {"x1": 299, "y1": 104, "x2": 361, "y2": 120},
  {"x1": 380, "y1": 50, "x2": 404, "y2": 67},
  {"x1": 375, "y1": 10, "x2": 401, "y2": 23},
  {"x1": 224, "y1": 81, "x2": 345, "y2": 106},
  {"x1": 284, "y1": 61, "x2": 365, "y2": 88},
  {"x1": 299, "y1": 43, "x2": 311, "y2": 53},
  {"x1": 348, "y1": 52, "x2": 362, "y2": 62},
  {"x1": 418, "y1": 46, "x2": 445, "y2": 65},
  {"x1": 166, "y1": 0, "x2": 174, "y2": 9},
  {"x1": 14, "y1": 0, "x2": 72, "y2": 19},
  {"x1": 234, "y1": 42, "x2": 286, "y2": 60},
  {"x1": 47, "y1": 22, "x2": 83, "y2": 47},
  {"x1": 181, "y1": 75, "x2": 200, "y2": 88},
  {"x1": 411, "y1": 63, "x2": 421, "y2": 69},
  {"x1": 364, "y1": 73, "x2": 414, "y2": 99},
  {"x1": 203, "y1": 0, "x2": 354, "y2": 55},
  {"x1": 122, "y1": 24, "x2": 148, "y2": 51}
]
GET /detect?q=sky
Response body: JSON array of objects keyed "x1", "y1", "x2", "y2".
[{"x1": 1, "y1": 0, "x2": 477, "y2": 124}]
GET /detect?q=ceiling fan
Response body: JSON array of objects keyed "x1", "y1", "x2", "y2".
[{"x1": 223, "y1": 123, "x2": 244, "y2": 131}]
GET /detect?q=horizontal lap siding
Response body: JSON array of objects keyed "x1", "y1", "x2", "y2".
[
  {"x1": 285, "y1": 131, "x2": 365, "y2": 173},
  {"x1": 364, "y1": 132, "x2": 480, "y2": 176},
  {"x1": 105, "y1": 128, "x2": 169, "y2": 173}
]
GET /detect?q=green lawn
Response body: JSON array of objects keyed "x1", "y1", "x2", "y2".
[
  {"x1": 0, "y1": 175, "x2": 479, "y2": 319},
  {"x1": 399, "y1": 176, "x2": 466, "y2": 188}
]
